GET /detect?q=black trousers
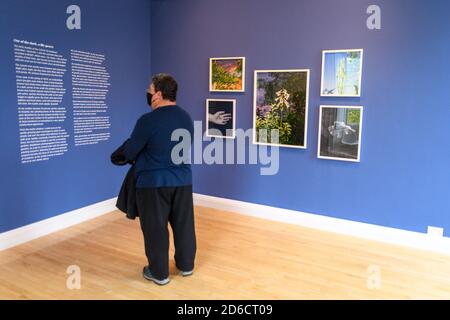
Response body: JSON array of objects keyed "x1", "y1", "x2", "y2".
[{"x1": 136, "y1": 185, "x2": 197, "y2": 280}]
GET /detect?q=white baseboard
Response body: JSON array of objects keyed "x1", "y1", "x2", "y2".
[
  {"x1": 193, "y1": 193, "x2": 450, "y2": 255},
  {"x1": 0, "y1": 197, "x2": 118, "y2": 251},
  {"x1": 2, "y1": 193, "x2": 449, "y2": 256}
]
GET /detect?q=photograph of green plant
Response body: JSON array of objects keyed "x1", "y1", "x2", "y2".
[
  {"x1": 321, "y1": 49, "x2": 363, "y2": 97},
  {"x1": 253, "y1": 69, "x2": 310, "y2": 148},
  {"x1": 318, "y1": 105, "x2": 363, "y2": 162},
  {"x1": 210, "y1": 57, "x2": 245, "y2": 92}
]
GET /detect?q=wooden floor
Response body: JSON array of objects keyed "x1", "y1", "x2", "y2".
[{"x1": 1, "y1": 206, "x2": 450, "y2": 299}]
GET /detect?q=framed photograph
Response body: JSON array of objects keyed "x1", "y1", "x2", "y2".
[
  {"x1": 321, "y1": 49, "x2": 363, "y2": 97},
  {"x1": 253, "y1": 69, "x2": 310, "y2": 149},
  {"x1": 209, "y1": 57, "x2": 245, "y2": 92},
  {"x1": 206, "y1": 99, "x2": 236, "y2": 139},
  {"x1": 317, "y1": 105, "x2": 363, "y2": 162}
]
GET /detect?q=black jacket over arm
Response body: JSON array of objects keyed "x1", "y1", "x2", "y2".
[{"x1": 111, "y1": 139, "x2": 139, "y2": 220}]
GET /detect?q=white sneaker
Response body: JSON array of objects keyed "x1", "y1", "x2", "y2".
[
  {"x1": 142, "y1": 266, "x2": 170, "y2": 285},
  {"x1": 179, "y1": 269, "x2": 194, "y2": 277}
]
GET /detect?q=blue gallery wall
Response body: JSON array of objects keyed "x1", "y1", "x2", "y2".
[
  {"x1": 151, "y1": 0, "x2": 450, "y2": 234},
  {"x1": 0, "y1": 0, "x2": 151, "y2": 232},
  {"x1": 1, "y1": 0, "x2": 449, "y2": 237}
]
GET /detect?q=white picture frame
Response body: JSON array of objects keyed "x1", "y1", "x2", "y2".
[
  {"x1": 253, "y1": 69, "x2": 310, "y2": 149},
  {"x1": 320, "y1": 49, "x2": 364, "y2": 97},
  {"x1": 317, "y1": 105, "x2": 363, "y2": 162},
  {"x1": 206, "y1": 98, "x2": 236, "y2": 139},
  {"x1": 209, "y1": 57, "x2": 246, "y2": 92}
]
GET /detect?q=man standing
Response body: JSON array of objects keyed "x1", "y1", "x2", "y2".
[{"x1": 123, "y1": 73, "x2": 196, "y2": 285}]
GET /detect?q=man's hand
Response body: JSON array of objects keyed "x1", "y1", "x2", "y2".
[{"x1": 208, "y1": 111, "x2": 232, "y2": 125}]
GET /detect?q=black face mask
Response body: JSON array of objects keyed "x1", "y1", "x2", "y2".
[{"x1": 146, "y1": 91, "x2": 153, "y2": 106}]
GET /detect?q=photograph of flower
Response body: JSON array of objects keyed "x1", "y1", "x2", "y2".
[
  {"x1": 253, "y1": 69, "x2": 310, "y2": 148},
  {"x1": 318, "y1": 105, "x2": 363, "y2": 162},
  {"x1": 210, "y1": 57, "x2": 245, "y2": 92},
  {"x1": 321, "y1": 49, "x2": 363, "y2": 97},
  {"x1": 206, "y1": 99, "x2": 236, "y2": 139}
]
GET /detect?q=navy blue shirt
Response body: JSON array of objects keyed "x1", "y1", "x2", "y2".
[{"x1": 123, "y1": 105, "x2": 193, "y2": 188}]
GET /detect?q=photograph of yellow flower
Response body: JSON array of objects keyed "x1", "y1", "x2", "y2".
[{"x1": 253, "y1": 69, "x2": 310, "y2": 148}]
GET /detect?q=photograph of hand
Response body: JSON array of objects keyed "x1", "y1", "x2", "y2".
[
  {"x1": 208, "y1": 111, "x2": 232, "y2": 125},
  {"x1": 206, "y1": 99, "x2": 236, "y2": 139}
]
